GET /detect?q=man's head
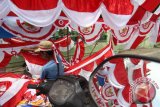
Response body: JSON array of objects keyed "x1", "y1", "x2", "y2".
[
  {"x1": 35, "y1": 41, "x2": 53, "y2": 52},
  {"x1": 35, "y1": 41, "x2": 54, "y2": 59}
]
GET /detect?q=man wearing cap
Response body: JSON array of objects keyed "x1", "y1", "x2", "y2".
[{"x1": 22, "y1": 41, "x2": 64, "y2": 80}]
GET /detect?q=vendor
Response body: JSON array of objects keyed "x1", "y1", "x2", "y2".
[{"x1": 22, "y1": 41, "x2": 64, "y2": 80}]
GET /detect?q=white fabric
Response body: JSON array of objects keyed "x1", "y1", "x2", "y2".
[
  {"x1": 0, "y1": 51, "x2": 4, "y2": 62},
  {"x1": 8, "y1": 0, "x2": 62, "y2": 27},
  {"x1": 127, "y1": 60, "x2": 144, "y2": 84},
  {"x1": 25, "y1": 60, "x2": 42, "y2": 79},
  {"x1": 124, "y1": 28, "x2": 139, "y2": 49},
  {"x1": 149, "y1": 18, "x2": 160, "y2": 43},
  {"x1": 0, "y1": 77, "x2": 29, "y2": 105},
  {"x1": 0, "y1": 0, "x2": 10, "y2": 19},
  {"x1": 141, "y1": 11, "x2": 153, "y2": 24},
  {"x1": 134, "y1": 0, "x2": 145, "y2": 5},
  {"x1": 106, "y1": 62, "x2": 124, "y2": 89},
  {"x1": 154, "y1": 6, "x2": 160, "y2": 15},
  {"x1": 62, "y1": 2, "x2": 102, "y2": 27}
]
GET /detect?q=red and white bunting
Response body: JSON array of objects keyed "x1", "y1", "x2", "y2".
[
  {"x1": 1, "y1": 16, "x2": 57, "y2": 41},
  {"x1": 69, "y1": 22, "x2": 103, "y2": 45},
  {"x1": 52, "y1": 36, "x2": 74, "y2": 52},
  {"x1": 65, "y1": 42, "x2": 114, "y2": 80}
]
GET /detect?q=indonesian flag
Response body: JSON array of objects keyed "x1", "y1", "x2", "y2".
[
  {"x1": 1, "y1": 16, "x2": 57, "y2": 41},
  {"x1": 0, "y1": 0, "x2": 10, "y2": 19},
  {"x1": 8, "y1": 0, "x2": 61, "y2": 27},
  {"x1": 0, "y1": 73, "x2": 32, "y2": 107}
]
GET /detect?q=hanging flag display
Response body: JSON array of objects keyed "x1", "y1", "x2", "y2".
[{"x1": 1, "y1": 17, "x2": 57, "y2": 41}]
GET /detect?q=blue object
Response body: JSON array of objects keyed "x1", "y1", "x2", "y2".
[
  {"x1": 97, "y1": 75, "x2": 105, "y2": 86},
  {"x1": 0, "y1": 27, "x2": 15, "y2": 38},
  {"x1": 41, "y1": 56, "x2": 64, "y2": 80}
]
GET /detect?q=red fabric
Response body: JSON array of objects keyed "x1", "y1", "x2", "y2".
[
  {"x1": 127, "y1": 7, "x2": 146, "y2": 25},
  {"x1": 62, "y1": 0, "x2": 102, "y2": 12},
  {"x1": 71, "y1": 36, "x2": 85, "y2": 64},
  {"x1": 109, "y1": 58, "x2": 129, "y2": 86},
  {"x1": 150, "y1": 14, "x2": 159, "y2": 22},
  {"x1": 82, "y1": 62, "x2": 94, "y2": 71},
  {"x1": 0, "y1": 72, "x2": 23, "y2": 78},
  {"x1": 3, "y1": 81, "x2": 31, "y2": 107},
  {"x1": 130, "y1": 35, "x2": 145, "y2": 49},
  {"x1": 0, "y1": 52, "x2": 12, "y2": 68},
  {"x1": 121, "y1": 84, "x2": 131, "y2": 103},
  {"x1": 141, "y1": 0, "x2": 160, "y2": 12},
  {"x1": 54, "y1": 36, "x2": 71, "y2": 47},
  {"x1": 11, "y1": 0, "x2": 58, "y2": 10},
  {"x1": 103, "y1": 0, "x2": 134, "y2": 15},
  {"x1": 21, "y1": 51, "x2": 48, "y2": 66}
]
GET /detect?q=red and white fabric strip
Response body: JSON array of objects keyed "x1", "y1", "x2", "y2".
[
  {"x1": 0, "y1": 77, "x2": 29, "y2": 106},
  {"x1": 65, "y1": 41, "x2": 114, "y2": 74},
  {"x1": 71, "y1": 36, "x2": 84, "y2": 65}
]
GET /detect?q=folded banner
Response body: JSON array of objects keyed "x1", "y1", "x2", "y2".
[{"x1": 0, "y1": 73, "x2": 32, "y2": 107}]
